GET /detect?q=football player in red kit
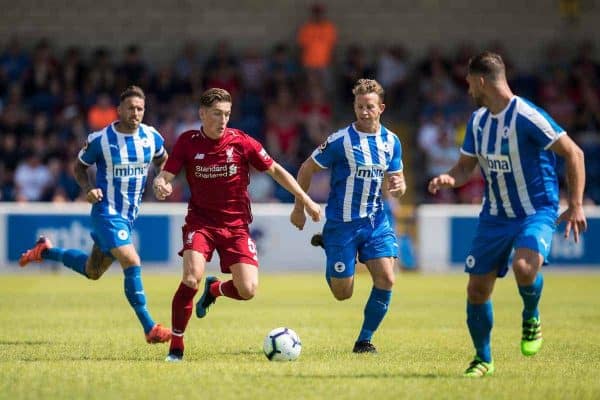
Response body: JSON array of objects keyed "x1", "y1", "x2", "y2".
[{"x1": 153, "y1": 88, "x2": 321, "y2": 362}]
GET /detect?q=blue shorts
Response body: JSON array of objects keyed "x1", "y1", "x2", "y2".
[
  {"x1": 464, "y1": 209, "x2": 557, "y2": 277},
  {"x1": 323, "y1": 212, "x2": 398, "y2": 280},
  {"x1": 90, "y1": 214, "x2": 133, "y2": 255}
]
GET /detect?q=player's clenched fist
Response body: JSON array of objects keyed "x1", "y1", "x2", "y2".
[
  {"x1": 428, "y1": 174, "x2": 456, "y2": 194},
  {"x1": 290, "y1": 207, "x2": 307, "y2": 230},
  {"x1": 305, "y1": 199, "x2": 321, "y2": 223},
  {"x1": 152, "y1": 176, "x2": 172, "y2": 200},
  {"x1": 86, "y1": 188, "x2": 103, "y2": 204}
]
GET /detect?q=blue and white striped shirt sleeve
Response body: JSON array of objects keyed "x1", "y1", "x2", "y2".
[
  {"x1": 461, "y1": 113, "x2": 477, "y2": 156},
  {"x1": 151, "y1": 128, "x2": 166, "y2": 158},
  {"x1": 312, "y1": 134, "x2": 341, "y2": 169},
  {"x1": 78, "y1": 133, "x2": 102, "y2": 166},
  {"x1": 517, "y1": 106, "x2": 566, "y2": 150},
  {"x1": 388, "y1": 137, "x2": 403, "y2": 173}
]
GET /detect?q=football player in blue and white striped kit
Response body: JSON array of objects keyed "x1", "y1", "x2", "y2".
[
  {"x1": 291, "y1": 79, "x2": 407, "y2": 353},
  {"x1": 429, "y1": 52, "x2": 587, "y2": 377},
  {"x1": 20, "y1": 86, "x2": 172, "y2": 344}
]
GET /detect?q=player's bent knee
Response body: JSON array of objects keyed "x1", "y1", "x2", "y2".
[
  {"x1": 182, "y1": 276, "x2": 200, "y2": 290},
  {"x1": 85, "y1": 264, "x2": 104, "y2": 280},
  {"x1": 467, "y1": 284, "x2": 491, "y2": 303},
  {"x1": 331, "y1": 288, "x2": 352, "y2": 301},
  {"x1": 235, "y1": 282, "x2": 257, "y2": 300},
  {"x1": 374, "y1": 275, "x2": 395, "y2": 289}
]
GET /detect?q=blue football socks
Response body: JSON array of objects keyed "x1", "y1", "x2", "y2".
[
  {"x1": 43, "y1": 248, "x2": 88, "y2": 277},
  {"x1": 518, "y1": 274, "x2": 544, "y2": 321},
  {"x1": 467, "y1": 301, "x2": 493, "y2": 363},
  {"x1": 357, "y1": 287, "x2": 392, "y2": 342},
  {"x1": 123, "y1": 266, "x2": 155, "y2": 334}
]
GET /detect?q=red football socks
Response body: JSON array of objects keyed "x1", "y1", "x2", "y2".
[
  {"x1": 170, "y1": 282, "x2": 198, "y2": 351},
  {"x1": 210, "y1": 279, "x2": 245, "y2": 300}
]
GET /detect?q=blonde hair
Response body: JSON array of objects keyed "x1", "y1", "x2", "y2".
[{"x1": 352, "y1": 79, "x2": 384, "y2": 102}]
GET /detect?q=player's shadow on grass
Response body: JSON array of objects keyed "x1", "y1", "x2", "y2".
[
  {"x1": 289, "y1": 372, "x2": 456, "y2": 379},
  {"x1": 0, "y1": 340, "x2": 54, "y2": 345}
]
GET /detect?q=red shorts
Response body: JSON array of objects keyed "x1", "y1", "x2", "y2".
[{"x1": 180, "y1": 224, "x2": 259, "y2": 273}]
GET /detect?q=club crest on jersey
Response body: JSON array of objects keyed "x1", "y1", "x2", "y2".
[
  {"x1": 486, "y1": 154, "x2": 512, "y2": 173},
  {"x1": 501, "y1": 126, "x2": 510, "y2": 139},
  {"x1": 317, "y1": 140, "x2": 328, "y2": 152},
  {"x1": 140, "y1": 138, "x2": 151, "y2": 147},
  {"x1": 226, "y1": 147, "x2": 234, "y2": 162}
]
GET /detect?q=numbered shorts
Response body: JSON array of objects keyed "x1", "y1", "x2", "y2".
[
  {"x1": 180, "y1": 224, "x2": 258, "y2": 272},
  {"x1": 464, "y1": 209, "x2": 556, "y2": 277},
  {"x1": 323, "y1": 212, "x2": 398, "y2": 280},
  {"x1": 90, "y1": 214, "x2": 132, "y2": 255}
]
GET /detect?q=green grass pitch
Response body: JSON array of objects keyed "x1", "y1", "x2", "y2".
[{"x1": 1, "y1": 271, "x2": 599, "y2": 399}]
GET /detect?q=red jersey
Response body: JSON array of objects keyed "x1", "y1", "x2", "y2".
[{"x1": 164, "y1": 128, "x2": 273, "y2": 227}]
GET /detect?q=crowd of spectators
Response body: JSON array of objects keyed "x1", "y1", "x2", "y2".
[{"x1": 1, "y1": 27, "x2": 599, "y2": 205}]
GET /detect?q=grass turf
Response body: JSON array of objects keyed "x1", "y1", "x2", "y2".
[{"x1": 1, "y1": 271, "x2": 599, "y2": 399}]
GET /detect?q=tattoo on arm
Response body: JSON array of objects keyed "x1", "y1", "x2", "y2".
[{"x1": 74, "y1": 162, "x2": 93, "y2": 193}]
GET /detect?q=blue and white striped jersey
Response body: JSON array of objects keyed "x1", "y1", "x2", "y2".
[
  {"x1": 461, "y1": 96, "x2": 565, "y2": 219},
  {"x1": 78, "y1": 122, "x2": 165, "y2": 222},
  {"x1": 312, "y1": 123, "x2": 403, "y2": 223}
]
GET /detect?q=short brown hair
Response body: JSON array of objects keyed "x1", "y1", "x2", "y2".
[
  {"x1": 468, "y1": 52, "x2": 505, "y2": 80},
  {"x1": 120, "y1": 85, "x2": 145, "y2": 102},
  {"x1": 352, "y1": 79, "x2": 384, "y2": 102},
  {"x1": 200, "y1": 88, "x2": 232, "y2": 108}
]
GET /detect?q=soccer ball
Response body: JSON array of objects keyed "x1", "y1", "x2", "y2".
[{"x1": 262, "y1": 327, "x2": 302, "y2": 361}]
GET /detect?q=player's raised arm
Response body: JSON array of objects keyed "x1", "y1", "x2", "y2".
[
  {"x1": 265, "y1": 161, "x2": 321, "y2": 227},
  {"x1": 550, "y1": 134, "x2": 587, "y2": 242},
  {"x1": 428, "y1": 154, "x2": 479, "y2": 195}
]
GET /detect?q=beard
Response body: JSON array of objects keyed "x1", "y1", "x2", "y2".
[{"x1": 472, "y1": 93, "x2": 485, "y2": 107}]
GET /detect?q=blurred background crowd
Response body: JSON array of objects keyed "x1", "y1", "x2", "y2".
[{"x1": 1, "y1": 3, "x2": 599, "y2": 208}]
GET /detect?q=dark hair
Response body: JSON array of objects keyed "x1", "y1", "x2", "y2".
[
  {"x1": 199, "y1": 88, "x2": 232, "y2": 108},
  {"x1": 120, "y1": 85, "x2": 145, "y2": 102},
  {"x1": 468, "y1": 51, "x2": 505, "y2": 79}
]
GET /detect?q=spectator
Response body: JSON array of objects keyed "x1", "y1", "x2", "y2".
[
  {"x1": 297, "y1": 3, "x2": 338, "y2": 90},
  {"x1": 87, "y1": 93, "x2": 118, "y2": 131},
  {"x1": 14, "y1": 152, "x2": 52, "y2": 201}
]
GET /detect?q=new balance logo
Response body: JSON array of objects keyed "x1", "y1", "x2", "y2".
[
  {"x1": 195, "y1": 153, "x2": 205, "y2": 160},
  {"x1": 486, "y1": 155, "x2": 512, "y2": 173}
]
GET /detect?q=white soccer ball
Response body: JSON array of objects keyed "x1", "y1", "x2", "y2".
[{"x1": 263, "y1": 327, "x2": 302, "y2": 361}]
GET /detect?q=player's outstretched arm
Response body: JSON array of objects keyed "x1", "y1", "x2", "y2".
[
  {"x1": 551, "y1": 135, "x2": 587, "y2": 242},
  {"x1": 74, "y1": 160, "x2": 103, "y2": 204},
  {"x1": 266, "y1": 160, "x2": 322, "y2": 230},
  {"x1": 428, "y1": 154, "x2": 478, "y2": 195},
  {"x1": 153, "y1": 170, "x2": 175, "y2": 201}
]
